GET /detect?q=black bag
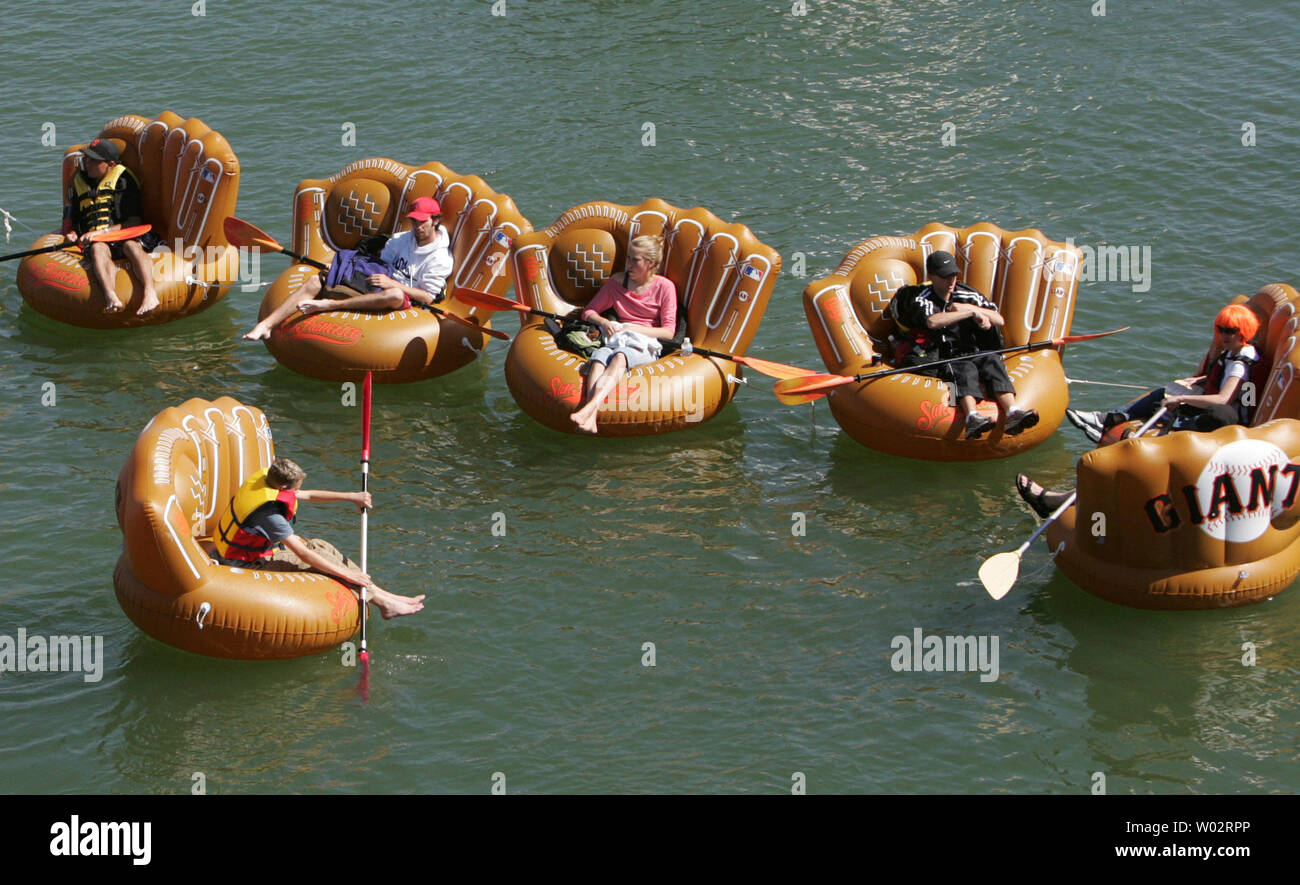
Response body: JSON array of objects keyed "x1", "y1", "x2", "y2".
[
  {"x1": 355, "y1": 234, "x2": 389, "y2": 258},
  {"x1": 887, "y1": 284, "x2": 928, "y2": 333},
  {"x1": 547, "y1": 310, "x2": 607, "y2": 358}
]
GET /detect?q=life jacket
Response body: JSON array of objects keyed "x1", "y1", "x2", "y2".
[
  {"x1": 1203, "y1": 346, "x2": 1262, "y2": 424},
  {"x1": 68, "y1": 164, "x2": 135, "y2": 233},
  {"x1": 212, "y1": 469, "x2": 298, "y2": 562},
  {"x1": 887, "y1": 285, "x2": 937, "y2": 362}
]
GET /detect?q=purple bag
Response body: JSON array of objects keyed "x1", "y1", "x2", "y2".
[{"x1": 323, "y1": 249, "x2": 391, "y2": 293}]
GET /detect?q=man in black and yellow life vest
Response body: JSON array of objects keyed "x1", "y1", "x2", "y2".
[
  {"x1": 61, "y1": 137, "x2": 160, "y2": 315},
  {"x1": 213, "y1": 456, "x2": 425, "y2": 619}
]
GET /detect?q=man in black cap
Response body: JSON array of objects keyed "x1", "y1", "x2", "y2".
[
  {"x1": 902, "y1": 249, "x2": 1038, "y2": 439},
  {"x1": 61, "y1": 137, "x2": 159, "y2": 315}
]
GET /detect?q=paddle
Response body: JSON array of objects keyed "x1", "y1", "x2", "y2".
[
  {"x1": 772, "y1": 327, "x2": 1132, "y2": 399},
  {"x1": 775, "y1": 386, "x2": 828, "y2": 405},
  {"x1": 358, "y1": 371, "x2": 372, "y2": 700},
  {"x1": 979, "y1": 406, "x2": 1168, "y2": 600},
  {"x1": 456, "y1": 287, "x2": 817, "y2": 381},
  {"x1": 221, "y1": 217, "x2": 508, "y2": 340},
  {"x1": 0, "y1": 224, "x2": 153, "y2": 262}
]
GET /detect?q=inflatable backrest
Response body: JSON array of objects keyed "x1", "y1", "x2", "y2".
[
  {"x1": 117, "y1": 398, "x2": 273, "y2": 598},
  {"x1": 1072, "y1": 420, "x2": 1300, "y2": 572},
  {"x1": 819, "y1": 222, "x2": 1082, "y2": 348},
  {"x1": 509, "y1": 198, "x2": 782, "y2": 355},
  {"x1": 291, "y1": 158, "x2": 532, "y2": 298},
  {"x1": 63, "y1": 112, "x2": 240, "y2": 248},
  {"x1": 1244, "y1": 284, "x2": 1300, "y2": 425}
]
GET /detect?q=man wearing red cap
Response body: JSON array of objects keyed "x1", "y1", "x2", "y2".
[
  {"x1": 62, "y1": 137, "x2": 161, "y2": 315},
  {"x1": 244, "y1": 195, "x2": 453, "y2": 340}
]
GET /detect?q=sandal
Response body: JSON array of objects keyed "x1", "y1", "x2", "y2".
[{"x1": 1015, "y1": 473, "x2": 1056, "y2": 519}]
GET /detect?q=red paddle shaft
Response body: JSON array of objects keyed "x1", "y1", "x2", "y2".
[{"x1": 358, "y1": 371, "x2": 373, "y2": 694}]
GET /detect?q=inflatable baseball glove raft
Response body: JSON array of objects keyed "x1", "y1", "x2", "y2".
[
  {"x1": 505, "y1": 198, "x2": 781, "y2": 435},
  {"x1": 17, "y1": 112, "x2": 241, "y2": 328},
  {"x1": 257, "y1": 158, "x2": 530, "y2": 383},
  {"x1": 803, "y1": 222, "x2": 1082, "y2": 460},
  {"x1": 114, "y1": 397, "x2": 360, "y2": 659},
  {"x1": 1045, "y1": 283, "x2": 1300, "y2": 609}
]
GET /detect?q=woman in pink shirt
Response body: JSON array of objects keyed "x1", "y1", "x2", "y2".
[{"x1": 571, "y1": 235, "x2": 679, "y2": 433}]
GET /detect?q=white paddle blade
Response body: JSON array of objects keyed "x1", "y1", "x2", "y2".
[{"x1": 979, "y1": 551, "x2": 1023, "y2": 600}]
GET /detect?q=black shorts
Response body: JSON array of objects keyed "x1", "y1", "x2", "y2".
[{"x1": 913, "y1": 352, "x2": 1016, "y2": 401}]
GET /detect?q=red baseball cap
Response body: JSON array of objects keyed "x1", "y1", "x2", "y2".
[{"x1": 405, "y1": 196, "x2": 442, "y2": 221}]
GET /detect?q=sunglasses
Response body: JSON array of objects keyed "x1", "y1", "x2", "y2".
[{"x1": 1216, "y1": 326, "x2": 1241, "y2": 335}]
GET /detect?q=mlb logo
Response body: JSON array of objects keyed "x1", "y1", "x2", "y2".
[
  {"x1": 740, "y1": 264, "x2": 764, "y2": 282},
  {"x1": 200, "y1": 168, "x2": 217, "y2": 183},
  {"x1": 493, "y1": 231, "x2": 511, "y2": 247}
]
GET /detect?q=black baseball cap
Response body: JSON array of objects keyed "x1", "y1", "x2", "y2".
[
  {"x1": 83, "y1": 138, "x2": 120, "y2": 163},
  {"x1": 926, "y1": 250, "x2": 959, "y2": 277}
]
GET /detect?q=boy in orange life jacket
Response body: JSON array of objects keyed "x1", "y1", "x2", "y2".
[
  {"x1": 61, "y1": 138, "x2": 160, "y2": 316},
  {"x1": 213, "y1": 457, "x2": 424, "y2": 619}
]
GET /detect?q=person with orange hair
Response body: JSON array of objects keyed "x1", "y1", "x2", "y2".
[
  {"x1": 1065, "y1": 303, "x2": 1262, "y2": 442},
  {"x1": 1021, "y1": 305, "x2": 1264, "y2": 517}
]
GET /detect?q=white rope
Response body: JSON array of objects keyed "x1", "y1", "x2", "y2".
[
  {"x1": 1019, "y1": 540, "x2": 1066, "y2": 583},
  {"x1": 1065, "y1": 377, "x2": 1150, "y2": 391}
]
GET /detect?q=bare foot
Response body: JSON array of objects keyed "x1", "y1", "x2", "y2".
[
  {"x1": 298, "y1": 299, "x2": 334, "y2": 316},
  {"x1": 137, "y1": 289, "x2": 160, "y2": 316},
  {"x1": 242, "y1": 322, "x2": 273, "y2": 341},
  {"x1": 570, "y1": 409, "x2": 598, "y2": 434},
  {"x1": 369, "y1": 587, "x2": 425, "y2": 619},
  {"x1": 103, "y1": 298, "x2": 124, "y2": 314}
]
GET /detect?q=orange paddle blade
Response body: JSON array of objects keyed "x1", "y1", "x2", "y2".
[
  {"x1": 456, "y1": 288, "x2": 529, "y2": 313},
  {"x1": 773, "y1": 382, "x2": 827, "y2": 405},
  {"x1": 223, "y1": 216, "x2": 284, "y2": 253},
  {"x1": 1050, "y1": 326, "x2": 1130, "y2": 347},
  {"x1": 86, "y1": 224, "x2": 153, "y2": 243},
  {"x1": 438, "y1": 309, "x2": 511, "y2": 341},
  {"x1": 732, "y1": 355, "x2": 820, "y2": 381},
  {"x1": 773, "y1": 373, "x2": 856, "y2": 398}
]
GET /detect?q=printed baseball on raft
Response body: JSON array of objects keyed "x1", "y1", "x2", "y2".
[{"x1": 1196, "y1": 439, "x2": 1290, "y2": 542}]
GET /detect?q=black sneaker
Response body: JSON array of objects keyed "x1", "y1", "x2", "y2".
[
  {"x1": 1004, "y1": 408, "x2": 1040, "y2": 436},
  {"x1": 965, "y1": 414, "x2": 996, "y2": 439}
]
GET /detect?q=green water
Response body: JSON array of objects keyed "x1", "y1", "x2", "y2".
[{"x1": 1, "y1": 0, "x2": 1297, "y2": 794}]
